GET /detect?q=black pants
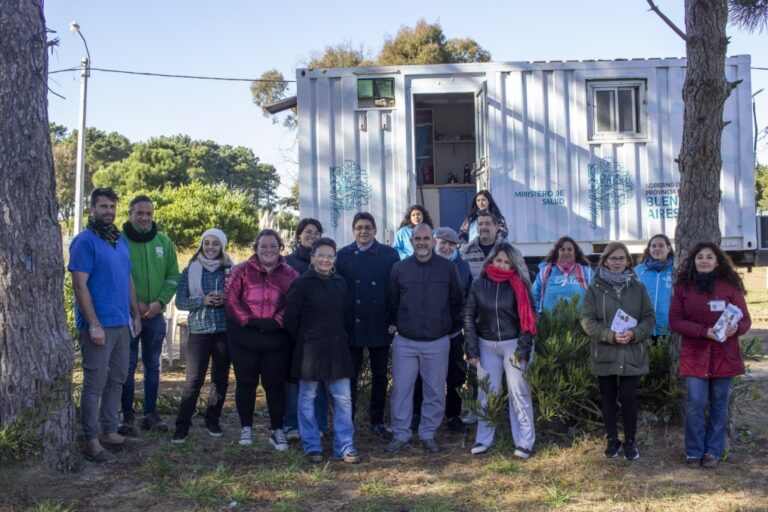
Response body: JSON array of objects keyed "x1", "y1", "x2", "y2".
[
  {"x1": 175, "y1": 332, "x2": 230, "y2": 429},
  {"x1": 413, "y1": 332, "x2": 466, "y2": 420},
  {"x1": 227, "y1": 332, "x2": 290, "y2": 430},
  {"x1": 598, "y1": 375, "x2": 639, "y2": 442},
  {"x1": 349, "y1": 345, "x2": 390, "y2": 425}
]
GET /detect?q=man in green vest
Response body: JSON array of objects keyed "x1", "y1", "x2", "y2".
[{"x1": 118, "y1": 195, "x2": 180, "y2": 434}]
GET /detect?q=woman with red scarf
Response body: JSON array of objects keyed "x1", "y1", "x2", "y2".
[
  {"x1": 532, "y1": 236, "x2": 594, "y2": 314},
  {"x1": 464, "y1": 242, "x2": 537, "y2": 459},
  {"x1": 580, "y1": 242, "x2": 656, "y2": 461}
]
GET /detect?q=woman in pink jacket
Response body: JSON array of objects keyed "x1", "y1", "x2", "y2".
[
  {"x1": 225, "y1": 229, "x2": 298, "y2": 450},
  {"x1": 669, "y1": 242, "x2": 750, "y2": 468}
]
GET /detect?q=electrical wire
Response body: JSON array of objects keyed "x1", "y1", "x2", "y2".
[{"x1": 48, "y1": 66, "x2": 295, "y2": 82}]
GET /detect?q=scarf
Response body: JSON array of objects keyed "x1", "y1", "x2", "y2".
[
  {"x1": 599, "y1": 267, "x2": 634, "y2": 296},
  {"x1": 484, "y1": 264, "x2": 537, "y2": 335},
  {"x1": 188, "y1": 228, "x2": 233, "y2": 299},
  {"x1": 122, "y1": 221, "x2": 158, "y2": 243},
  {"x1": 693, "y1": 267, "x2": 721, "y2": 295},
  {"x1": 554, "y1": 260, "x2": 587, "y2": 289},
  {"x1": 87, "y1": 216, "x2": 121, "y2": 247},
  {"x1": 644, "y1": 256, "x2": 673, "y2": 272}
]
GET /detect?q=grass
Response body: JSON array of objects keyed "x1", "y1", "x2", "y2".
[
  {"x1": 359, "y1": 479, "x2": 392, "y2": 497},
  {"x1": 27, "y1": 503, "x2": 74, "y2": 512}
]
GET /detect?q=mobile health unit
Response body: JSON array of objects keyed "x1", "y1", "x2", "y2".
[{"x1": 292, "y1": 56, "x2": 756, "y2": 262}]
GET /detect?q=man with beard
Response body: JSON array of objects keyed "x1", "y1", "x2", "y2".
[
  {"x1": 118, "y1": 195, "x2": 179, "y2": 434},
  {"x1": 385, "y1": 224, "x2": 463, "y2": 454},
  {"x1": 462, "y1": 211, "x2": 528, "y2": 280},
  {"x1": 69, "y1": 188, "x2": 142, "y2": 462}
]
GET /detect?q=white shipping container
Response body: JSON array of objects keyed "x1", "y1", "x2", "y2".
[{"x1": 294, "y1": 56, "x2": 756, "y2": 261}]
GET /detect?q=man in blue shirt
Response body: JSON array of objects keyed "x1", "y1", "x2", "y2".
[{"x1": 69, "y1": 188, "x2": 142, "y2": 462}]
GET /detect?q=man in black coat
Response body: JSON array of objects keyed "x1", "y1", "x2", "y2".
[
  {"x1": 335, "y1": 212, "x2": 400, "y2": 439},
  {"x1": 385, "y1": 223, "x2": 463, "y2": 454}
]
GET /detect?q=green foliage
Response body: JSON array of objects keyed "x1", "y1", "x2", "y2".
[
  {"x1": 120, "y1": 183, "x2": 261, "y2": 248},
  {"x1": 529, "y1": 297, "x2": 601, "y2": 427},
  {"x1": 250, "y1": 69, "x2": 297, "y2": 128},
  {"x1": 379, "y1": 19, "x2": 490, "y2": 66},
  {"x1": 638, "y1": 336, "x2": 683, "y2": 422},
  {"x1": 63, "y1": 270, "x2": 77, "y2": 342},
  {"x1": 28, "y1": 502, "x2": 75, "y2": 512},
  {"x1": 756, "y1": 164, "x2": 768, "y2": 211},
  {"x1": 307, "y1": 41, "x2": 374, "y2": 68}
]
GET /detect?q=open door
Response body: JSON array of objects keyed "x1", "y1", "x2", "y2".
[{"x1": 474, "y1": 82, "x2": 489, "y2": 190}]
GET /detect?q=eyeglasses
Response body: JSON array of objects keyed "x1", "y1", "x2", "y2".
[
  {"x1": 354, "y1": 225, "x2": 374, "y2": 231},
  {"x1": 607, "y1": 257, "x2": 627, "y2": 262},
  {"x1": 313, "y1": 254, "x2": 336, "y2": 261}
]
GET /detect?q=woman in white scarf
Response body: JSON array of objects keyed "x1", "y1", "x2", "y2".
[{"x1": 171, "y1": 228, "x2": 234, "y2": 443}]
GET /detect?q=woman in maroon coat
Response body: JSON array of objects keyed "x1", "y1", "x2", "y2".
[{"x1": 669, "y1": 242, "x2": 750, "y2": 468}]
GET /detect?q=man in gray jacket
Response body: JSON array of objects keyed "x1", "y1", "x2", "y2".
[
  {"x1": 462, "y1": 211, "x2": 528, "y2": 280},
  {"x1": 385, "y1": 223, "x2": 463, "y2": 454}
]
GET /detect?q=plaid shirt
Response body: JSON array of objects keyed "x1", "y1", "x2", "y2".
[{"x1": 175, "y1": 266, "x2": 227, "y2": 334}]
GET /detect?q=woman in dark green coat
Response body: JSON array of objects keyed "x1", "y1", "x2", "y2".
[{"x1": 580, "y1": 242, "x2": 655, "y2": 461}]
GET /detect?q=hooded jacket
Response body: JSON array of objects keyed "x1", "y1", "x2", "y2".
[
  {"x1": 634, "y1": 262, "x2": 674, "y2": 335},
  {"x1": 532, "y1": 261, "x2": 593, "y2": 313},
  {"x1": 580, "y1": 271, "x2": 656, "y2": 377},
  {"x1": 122, "y1": 223, "x2": 180, "y2": 308}
]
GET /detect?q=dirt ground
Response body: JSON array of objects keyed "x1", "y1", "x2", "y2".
[{"x1": 2, "y1": 272, "x2": 768, "y2": 511}]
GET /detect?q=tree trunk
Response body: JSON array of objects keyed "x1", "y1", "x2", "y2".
[
  {"x1": 674, "y1": 0, "x2": 731, "y2": 262},
  {"x1": 0, "y1": 0, "x2": 77, "y2": 471}
]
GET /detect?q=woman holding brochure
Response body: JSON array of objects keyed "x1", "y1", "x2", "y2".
[
  {"x1": 669, "y1": 242, "x2": 751, "y2": 468},
  {"x1": 580, "y1": 242, "x2": 655, "y2": 461}
]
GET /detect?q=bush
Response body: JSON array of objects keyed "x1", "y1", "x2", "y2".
[{"x1": 117, "y1": 183, "x2": 261, "y2": 248}]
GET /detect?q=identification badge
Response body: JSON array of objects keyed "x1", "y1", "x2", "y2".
[{"x1": 709, "y1": 300, "x2": 726, "y2": 312}]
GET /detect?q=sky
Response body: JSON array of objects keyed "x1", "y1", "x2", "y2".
[{"x1": 45, "y1": 1, "x2": 768, "y2": 197}]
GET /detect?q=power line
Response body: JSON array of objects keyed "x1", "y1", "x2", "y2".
[{"x1": 48, "y1": 66, "x2": 295, "y2": 83}]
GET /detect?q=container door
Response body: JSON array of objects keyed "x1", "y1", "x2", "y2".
[{"x1": 474, "y1": 82, "x2": 489, "y2": 190}]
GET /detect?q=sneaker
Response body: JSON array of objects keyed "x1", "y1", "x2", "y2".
[
  {"x1": 471, "y1": 443, "x2": 489, "y2": 455},
  {"x1": 514, "y1": 447, "x2": 532, "y2": 459},
  {"x1": 701, "y1": 454, "x2": 720, "y2": 468},
  {"x1": 343, "y1": 450, "x2": 362, "y2": 463},
  {"x1": 686, "y1": 456, "x2": 701, "y2": 467},
  {"x1": 239, "y1": 426, "x2": 252, "y2": 446},
  {"x1": 604, "y1": 439, "x2": 622, "y2": 459},
  {"x1": 446, "y1": 416, "x2": 467, "y2": 433},
  {"x1": 141, "y1": 411, "x2": 169, "y2": 432},
  {"x1": 623, "y1": 440, "x2": 639, "y2": 461},
  {"x1": 420, "y1": 438, "x2": 440, "y2": 454},
  {"x1": 306, "y1": 451, "x2": 323, "y2": 463},
  {"x1": 384, "y1": 438, "x2": 409, "y2": 453},
  {"x1": 285, "y1": 428, "x2": 301, "y2": 441},
  {"x1": 269, "y1": 429, "x2": 289, "y2": 451},
  {"x1": 206, "y1": 422, "x2": 224, "y2": 438},
  {"x1": 171, "y1": 426, "x2": 188, "y2": 444},
  {"x1": 461, "y1": 410, "x2": 478, "y2": 425},
  {"x1": 370, "y1": 423, "x2": 392, "y2": 439},
  {"x1": 117, "y1": 411, "x2": 135, "y2": 435}
]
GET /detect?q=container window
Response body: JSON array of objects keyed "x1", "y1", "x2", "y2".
[
  {"x1": 358, "y1": 78, "x2": 396, "y2": 108},
  {"x1": 588, "y1": 80, "x2": 646, "y2": 140}
]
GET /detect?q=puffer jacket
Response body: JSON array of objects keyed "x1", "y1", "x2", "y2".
[
  {"x1": 580, "y1": 271, "x2": 656, "y2": 377},
  {"x1": 224, "y1": 255, "x2": 298, "y2": 327},
  {"x1": 464, "y1": 275, "x2": 535, "y2": 361},
  {"x1": 531, "y1": 261, "x2": 593, "y2": 313},
  {"x1": 284, "y1": 269, "x2": 354, "y2": 382},
  {"x1": 669, "y1": 280, "x2": 750, "y2": 379},
  {"x1": 635, "y1": 262, "x2": 674, "y2": 335},
  {"x1": 285, "y1": 244, "x2": 312, "y2": 276}
]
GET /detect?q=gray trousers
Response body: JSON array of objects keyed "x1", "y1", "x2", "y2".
[
  {"x1": 79, "y1": 326, "x2": 131, "y2": 440},
  {"x1": 390, "y1": 334, "x2": 450, "y2": 442}
]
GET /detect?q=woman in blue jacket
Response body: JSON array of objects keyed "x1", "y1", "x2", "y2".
[
  {"x1": 634, "y1": 234, "x2": 674, "y2": 337},
  {"x1": 393, "y1": 205, "x2": 434, "y2": 260},
  {"x1": 532, "y1": 237, "x2": 593, "y2": 314}
]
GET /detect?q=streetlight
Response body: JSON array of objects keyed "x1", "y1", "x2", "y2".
[{"x1": 70, "y1": 21, "x2": 90, "y2": 234}]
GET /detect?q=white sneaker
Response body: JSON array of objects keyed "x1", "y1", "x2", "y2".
[
  {"x1": 471, "y1": 443, "x2": 489, "y2": 455},
  {"x1": 461, "y1": 410, "x2": 478, "y2": 424},
  {"x1": 285, "y1": 428, "x2": 300, "y2": 441},
  {"x1": 269, "y1": 429, "x2": 289, "y2": 451},
  {"x1": 239, "y1": 426, "x2": 252, "y2": 446},
  {"x1": 514, "y1": 447, "x2": 532, "y2": 459}
]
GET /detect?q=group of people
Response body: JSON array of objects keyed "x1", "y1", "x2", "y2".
[{"x1": 70, "y1": 187, "x2": 750, "y2": 469}]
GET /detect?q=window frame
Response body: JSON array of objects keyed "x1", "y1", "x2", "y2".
[{"x1": 587, "y1": 79, "x2": 647, "y2": 142}]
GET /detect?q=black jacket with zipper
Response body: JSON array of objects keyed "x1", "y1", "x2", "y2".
[{"x1": 463, "y1": 275, "x2": 535, "y2": 360}]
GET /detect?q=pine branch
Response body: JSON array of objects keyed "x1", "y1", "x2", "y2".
[{"x1": 646, "y1": 0, "x2": 688, "y2": 40}]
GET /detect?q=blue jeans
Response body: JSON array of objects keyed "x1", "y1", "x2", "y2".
[
  {"x1": 285, "y1": 381, "x2": 328, "y2": 433},
  {"x1": 121, "y1": 315, "x2": 166, "y2": 415},
  {"x1": 685, "y1": 377, "x2": 731, "y2": 459},
  {"x1": 299, "y1": 379, "x2": 356, "y2": 458}
]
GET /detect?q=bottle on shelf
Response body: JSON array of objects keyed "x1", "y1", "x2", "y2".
[{"x1": 463, "y1": 163, "x2": 472, "y2": 184}]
